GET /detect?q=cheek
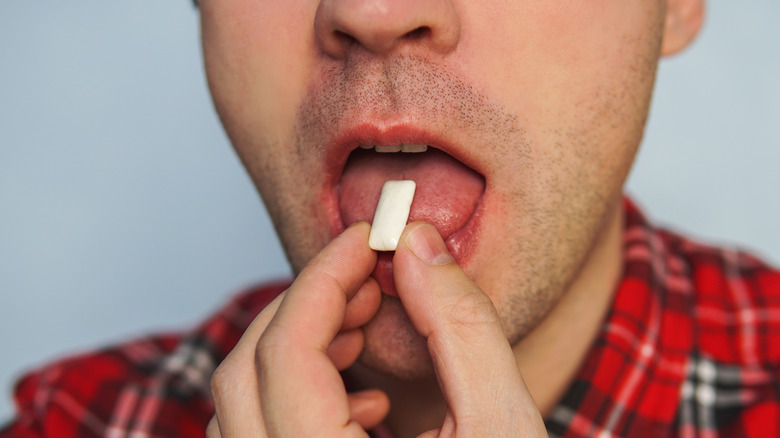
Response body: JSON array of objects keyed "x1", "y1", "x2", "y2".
[
  {"x1": 200, "y1": 0, "x2": 333, "y2": 271},
  {"x1": 451, "y1": 1, "x2": 665, "y2": 339},
  {"x1": 458, "y1": 0, "x2": 664, "y2": 132},
  {"x1": 462, "y1": 0, "x2": 662, "y2": 210},
  {"x1": 200, "y1": 0, "x2": 316, "y2": 168}
]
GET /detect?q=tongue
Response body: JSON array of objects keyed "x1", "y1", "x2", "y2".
[
  {"x1": 338, "y1": 148, "x2": 484, "y2": 297},
  {"x1": 338, "y1": 148, "x2": 484, "y2": 240}
]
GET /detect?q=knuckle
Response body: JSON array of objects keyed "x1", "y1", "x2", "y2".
[
  {"x1": 211, "y1": 350, "x2": 266, "y2": 406},
  {"x1": 254, "y1": 329, "x2": 290, "y2": 378},
  {"x1": 300, "y1": 266, "x2": 350, "y2": 300},
  {"x1": 442, "y1": 290, "x2": 500, "y2": 332},
  {"x1": 210, "y1": 360, "x2": 238, "y2": 405}
]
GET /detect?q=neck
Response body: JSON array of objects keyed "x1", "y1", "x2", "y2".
[
  {"x1": 515, "y1": 202, "x2": 623, "y2": 415},
  {"x1": 347, "y1": 202, "x2": 624, "y2": 436}
]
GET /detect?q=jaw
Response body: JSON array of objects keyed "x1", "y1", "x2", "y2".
[
  {"x1": 227, "y1": 45, "x2": 651, "y2": 381},
  {"x1": 359, "y1": 295, "x2": 435, "y2": 380}
]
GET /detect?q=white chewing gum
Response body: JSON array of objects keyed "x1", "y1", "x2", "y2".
[{"x1": 368, "y1": 180, "x2": 416, "y2": 251}]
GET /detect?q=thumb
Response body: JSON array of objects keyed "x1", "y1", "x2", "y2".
[
  {"x1": 392, "y1": 222, "x2": 545, "y2": 435},
  {"x1": 392, "y1": 221, "x2": 503, "y2": 344}
]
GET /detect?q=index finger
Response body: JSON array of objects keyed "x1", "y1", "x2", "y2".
[
  {"x1": 211, "y1": 222, "x2": 376, "y2": 437},
  {"x1": 257, "y1": 221, "x2": 377, "y2": 437}
]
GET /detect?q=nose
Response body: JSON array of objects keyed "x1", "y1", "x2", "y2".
[{"x1": 315, "y1": 0, "x2": 460, "y2": 58}]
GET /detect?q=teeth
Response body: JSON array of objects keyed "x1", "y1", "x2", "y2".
[
  {"x1": 375, "y1": 145, "x2": 402, "y2": 153},
  {"x1": 358, "y1": 144, "x2": 429, "y2": 153},
  {"x1": 368, "y1": 180, "x2": 416, "y2": 251},
  {"x1": 401, "y1": 144, "x2": 428, "y2": 153}
]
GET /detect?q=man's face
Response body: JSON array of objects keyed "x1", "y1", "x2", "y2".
[{"x1": 201, "y1": 0, "x2": 666, "y2": 378}]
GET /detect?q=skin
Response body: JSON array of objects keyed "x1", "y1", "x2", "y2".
[{"x1": 200, "y1": 0, "x2": 704, "y2": 436}]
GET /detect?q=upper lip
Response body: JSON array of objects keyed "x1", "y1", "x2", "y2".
[
  {"x1": 324, "y1": 121, "x2": 483, "y2": 186},
  {"x1": 321, "y1": 120, "x2": 485, "y2": 237}
]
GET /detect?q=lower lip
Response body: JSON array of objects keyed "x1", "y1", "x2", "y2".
[
  {"x1": 369, "y1": 195, "x2": 485, "y2": 298},
  {"x1": 321, "y1": 149, "x2": 487, "y2": 295}
]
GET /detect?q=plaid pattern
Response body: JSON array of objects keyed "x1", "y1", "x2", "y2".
[
  {"x1": 0, "y1": 281, "x2": 288, "y2": 438},
  {"x1": 2, "y1": 200, "x2": 779, "y2": 437},
  {"x1": 545, "y1": 201, "x2": 780, "y2": 437}
]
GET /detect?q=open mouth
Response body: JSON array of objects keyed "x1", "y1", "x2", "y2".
[{"x1": 334, "y1": 137, "x2": 486, "y2": 297}]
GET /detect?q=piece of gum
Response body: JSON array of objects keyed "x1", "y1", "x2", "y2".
[{"x1": 368, "y1": 180, "x2": 416, "y2": 251}]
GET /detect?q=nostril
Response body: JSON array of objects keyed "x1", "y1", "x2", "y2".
[
  {"x1": 315, "y1": 0, "x2": 460, "y2": 58},
  {"x1": 404, "y1": 27, "x2": 431, "y2": 41},
  {"x1": 333, "y1": 30, "x2": 357, "y2": 46}
]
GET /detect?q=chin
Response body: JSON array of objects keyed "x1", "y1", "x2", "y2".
[{"x1": 359, "y1": 296, "x2": 437, "y2": 381}]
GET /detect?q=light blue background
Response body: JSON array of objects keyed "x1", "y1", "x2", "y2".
[{"x1": 1, "y1": 1, "x2": 778, "y2": 424}]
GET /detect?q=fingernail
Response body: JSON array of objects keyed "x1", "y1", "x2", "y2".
[{"x1": 406, "y1": 224, "x2": 454, "y2": 265}]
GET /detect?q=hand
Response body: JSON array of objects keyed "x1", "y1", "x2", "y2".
[
  {"x1": 206, "y1": 221, "x2": 548, "y2": 437},
  {"x1": 207, "y1": 222, "x2": 390, "y2": 437},
  {"x1": 393, "y1": 222, "x2": 548, "y2": 436}
]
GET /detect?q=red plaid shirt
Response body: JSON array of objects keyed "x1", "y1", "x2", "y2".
[{"x1": 2, "y1": 200, "x2": 779, "y2": 437}]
